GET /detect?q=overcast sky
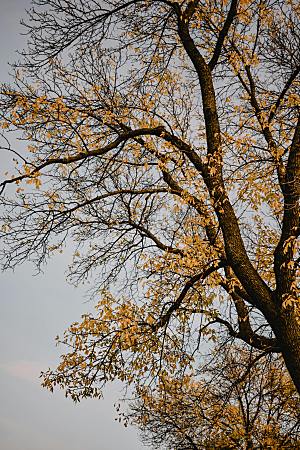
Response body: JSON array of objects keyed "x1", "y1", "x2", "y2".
[{"x1": 0, "y1": 2, "x2": 146, "y2": 449}]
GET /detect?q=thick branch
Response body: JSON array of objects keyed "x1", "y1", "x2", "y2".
[
  {"x1": 208, "y1": 0, "x2": 238, "y2": 70},
  {"x1": 177, "y1": 18, "x2": 276, "y2": 322},
  {"x1": 162, "y1": 130, "x2": 204, "y2": 174},
  {"x1": 232, "y1": 292, "x2": 280, "y2": 352},
  {"x1": 212, "y1": 313, "x2": 280, "y2": 352},
  {"x1": 274, "y1": 112, "x2": 300, "y2": 296},
  {"x1": 219, "y1": 273, "x2": 280, "y2": 352},
  {"x1": 0, "y1": 126, "x2": 165, "y2": 194}
]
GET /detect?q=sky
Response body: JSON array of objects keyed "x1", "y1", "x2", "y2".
[{"x1": 0, "y1": 2, "x2": 147, "y2": 449}]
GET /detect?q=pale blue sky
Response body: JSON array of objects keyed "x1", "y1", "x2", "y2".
[{"x1": 0, "y1": 2, "x2": 146, "y2": 449}]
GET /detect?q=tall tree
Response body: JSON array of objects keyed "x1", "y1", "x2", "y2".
[{"x1": 0, "y1": 0, "x2": 300, "y2": 399}]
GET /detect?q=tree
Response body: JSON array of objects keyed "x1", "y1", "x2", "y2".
[
  {"x1": 129, "y1": 344, "x2": 300, "y2": 449},
  {"x1": 0, "y1": 0, "x2": 300, "y2": 402}
]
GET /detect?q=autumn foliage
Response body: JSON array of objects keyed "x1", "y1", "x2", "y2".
[
  {"x1": 130, "y1": 345, "x2": 300, "y2": 449},
  {"x1": 0, "y1": 0, "x2": 300, "y2": 441}
]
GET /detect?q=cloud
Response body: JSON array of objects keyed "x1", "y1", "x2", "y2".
[{"x1": 0, "y1": 360, "x2": 44, "y2": 382}]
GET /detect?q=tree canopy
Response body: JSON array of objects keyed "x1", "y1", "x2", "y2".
[
  {"x1": 0, "y1": 0, "x2": 300, "y2": 410},
  {"x1": 130, "y1": 344, "x2": 300, "y2": 449}
]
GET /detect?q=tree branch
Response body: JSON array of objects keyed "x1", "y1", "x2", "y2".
[
  {"x1": 274, "y1": 111, "x2": 300, "y2": 296},
  {"x1": 127, "y1": 219, "x2": 184, "y2": 256},
  {"x1": 152, "y1": 260, "x2": 226, "y2": 331},
  {"x1": 177, "y1": 18, "x2": 276, "y2": 322},
  {"x1": 0, "y1": 126, "x2": 165, "y2": 194},
  {"x1": 208, "y1": 0, "x2": 238, "y2": 70},
  {"x1": 218, "y1": 268, "x2": 280, "y2": 352},
  {"x1": 268, "y1": 65, "x2": 300, "y2": 123}
]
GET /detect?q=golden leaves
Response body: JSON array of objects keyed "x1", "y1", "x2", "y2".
[
  {"x1": 22, "y1": 165, "x2": 42, "y2": 189},
  {"x1": 0, "y1": 0, "x2": 298, "y2": 416}
]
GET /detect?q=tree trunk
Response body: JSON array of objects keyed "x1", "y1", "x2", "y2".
[{"x1": 273, "y1": 310, "x2": 300, "y2": 394}]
